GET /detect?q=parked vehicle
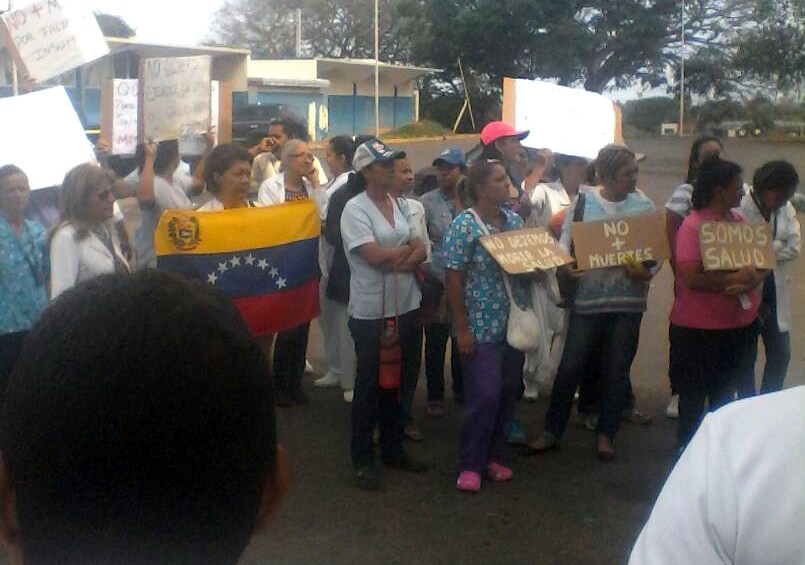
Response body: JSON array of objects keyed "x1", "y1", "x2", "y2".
[{"x1": 232, "y1": 104, "x2": 290, "y2": 143}]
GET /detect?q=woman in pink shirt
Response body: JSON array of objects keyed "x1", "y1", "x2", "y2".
[{"x1": 670, "y1": 158, "x2": 765, "y2": 450}]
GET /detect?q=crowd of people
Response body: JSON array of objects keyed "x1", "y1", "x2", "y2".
[{"x1": 0, "y1": 109, "x2": 802, "y2": 560}]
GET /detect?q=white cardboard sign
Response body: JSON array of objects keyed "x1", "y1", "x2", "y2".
[
  {"x1": 503, "y1": 79, "x2": 616, "y2": 160},
  {"x1": 139, "y1": 55, "x2": 212, "y2": 151},
  {"x1": 0, "y1": 86, "x2": 96, "y2": 190},
  {"x1": 0, "y1": 0, "x2": 109, "y2": 83},
  {"x1": 102, "y1": 78, "x2": 139, "y2": 155}
]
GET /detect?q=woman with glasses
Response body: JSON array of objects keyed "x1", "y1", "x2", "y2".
[
  {"x1": 50, "y1": 164, "x2": 132, "y2": 299},
  {"x1": 258, "y1": 139, "x2": 329, "y2": 407}
]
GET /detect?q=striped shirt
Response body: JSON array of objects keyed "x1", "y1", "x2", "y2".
[{"x1": 665, "y1": 183, "x2": 693, "y2": 218}]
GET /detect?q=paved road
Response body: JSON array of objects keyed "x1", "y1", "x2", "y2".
[{"x1": 241, "y1": 137, "x2": 805, "y2": 565}]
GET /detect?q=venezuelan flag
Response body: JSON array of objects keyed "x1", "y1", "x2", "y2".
[{"x1": 155, "y1": 200, "x2": 320, "y2": 336}]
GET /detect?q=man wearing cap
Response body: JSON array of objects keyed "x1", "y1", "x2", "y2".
[
  {"x1": 341, "y1": 139, "x2": 429, "y2": 490},
  {"x1": 419, "y1": 148, "x2": 467, "y2": 417}
]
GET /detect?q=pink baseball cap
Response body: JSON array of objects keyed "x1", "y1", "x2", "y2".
[{"x1": 480, "y1": 121, "x2": 529, "y2": 146}]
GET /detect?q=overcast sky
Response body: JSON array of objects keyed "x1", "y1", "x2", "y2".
[{"x1": 80, "y1": 0, "x2": 224, "y2": 45}]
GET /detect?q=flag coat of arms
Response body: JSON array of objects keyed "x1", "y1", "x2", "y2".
[{"x1": 155, "y1": 200, "x2": 320, "y2": 336}]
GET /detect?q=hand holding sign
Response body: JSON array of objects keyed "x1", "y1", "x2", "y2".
[
  {"x1": 572, "y1": 212, "x2": 670, "y2": 271},
  {"x1": 699, "y1": 221, "x2": 775, "y2": 271}
]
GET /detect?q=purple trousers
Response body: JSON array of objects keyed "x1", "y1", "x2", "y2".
[{"x1": 459, "y1": 342, "x2": 524, "y2": 473}]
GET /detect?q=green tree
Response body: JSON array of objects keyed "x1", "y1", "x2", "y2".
[
  {"x1": 207, "y1": 0, "x2": 419, "y2": 60},
  {"x1": 622, "y1": 97, "x2": 679, "y2": 134},
  {"x1": 732, "y1": 0, "x2": 805, "y2": 96},
  {"x1": 95, "y1": 13, "x2": 136, "y2": 38}
]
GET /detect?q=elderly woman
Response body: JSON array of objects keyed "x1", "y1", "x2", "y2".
[
  {"x1": 50, "y1": 164, "x2": 132, "y2": 299},
  {"x1": 529, "y1": 144, "x2": 660, "y2": 461},
  {"x1": 258, "y1": 139, "x2": 328, "y2": 407},
  {"x1": 341, "y1": 139, "x2": 428, "y2": 490},
  {"x1": 0, "y1": 165, "x2": 48, "y2": 385},
  {"x1": 669, "y1": 157, "x2": 763, "y2": 450},
  {"x1": 444, "y1": 160, "x2": 527, "y2": 492}
]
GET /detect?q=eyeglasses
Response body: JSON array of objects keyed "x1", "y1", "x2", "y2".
[{"x1": 94, "y1": 189, "x2": 113, "y2": 200}]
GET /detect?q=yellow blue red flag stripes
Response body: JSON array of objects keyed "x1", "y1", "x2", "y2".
[{"x1": 155, "y1": 200, "x2": 320, "y2": 336}]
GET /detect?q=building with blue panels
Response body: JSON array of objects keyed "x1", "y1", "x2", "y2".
[
  {"x1": 0, "y1": 38, "x2": 436, "y2": 142},
  {"x1": 247, "y1": 58, "x2": 438, "y2": 140}
]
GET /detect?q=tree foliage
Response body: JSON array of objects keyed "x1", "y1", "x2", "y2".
[
  {"x1": 732, "y1": 0, "x2": 805, "y2": 95},
  {"x1": 95, "y1": 13, "x2": 136, "y2": 38},
  {"x1": 207, "y1": 0, "x2": 418, "y2": 60}
]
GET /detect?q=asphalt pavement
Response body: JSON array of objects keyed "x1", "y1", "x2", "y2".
[{"x1": 239, "y1": 137, "x2": 805, "y2": 564}]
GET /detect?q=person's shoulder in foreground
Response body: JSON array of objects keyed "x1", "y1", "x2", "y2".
[
  {"x1": 0, "y1": 270, "x2": 289, "y2": 565},
  {"x1": 629, "y1": 386, "x2": 805, "y2": 565}
]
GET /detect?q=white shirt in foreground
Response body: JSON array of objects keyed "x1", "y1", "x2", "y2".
[{"x1": 629, "y1": 385, "x2": 805, "y2": 565}]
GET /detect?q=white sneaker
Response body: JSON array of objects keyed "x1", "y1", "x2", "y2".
[
  {"x1": 343, "y1": 390, "x2": 354, "y2": 403},
  {"x1": 314, "y1": 373, "x2": 341, "y2": 388},
  {"x1": 665, "y1": 395, "x2": 679, "y2": 419}
]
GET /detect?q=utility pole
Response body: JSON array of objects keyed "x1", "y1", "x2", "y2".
[
  {"x1": 679, "y1": 0, "x2": 686, "y2": 137},
  {"x1": 374, "y1": 0, "x2": 380, "y2": 138},
  {"x1": 295, "y1": 8, "x2": 302, "y2": 58}
]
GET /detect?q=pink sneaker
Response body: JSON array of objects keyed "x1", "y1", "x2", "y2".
[
  {"x1": 487, "y1": 462, "x2": 513, "y2": 482},
  {"x1": 456, "y1": 470, "x2": 481, "y2": 492}
]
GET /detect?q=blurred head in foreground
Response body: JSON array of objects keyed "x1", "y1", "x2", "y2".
[{"x1": 0, "y1": 271, "x2": 288, "y2": 565}]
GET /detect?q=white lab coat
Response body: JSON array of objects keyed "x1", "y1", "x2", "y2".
[
  {"x1": 738, "y1": 191, "x2": 801, "y2": 332},
  {"x1": 629, "y1": 386, "x2": 805, "y2": 565}
]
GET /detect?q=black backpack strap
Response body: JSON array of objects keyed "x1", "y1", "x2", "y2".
[{"x1": 569, "y1": 192, "x2": 585, "y2": 259}]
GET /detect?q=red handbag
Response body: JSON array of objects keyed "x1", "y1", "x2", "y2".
[{"x1": 378, "y1": 270, "x2": 402, "y2": 390}]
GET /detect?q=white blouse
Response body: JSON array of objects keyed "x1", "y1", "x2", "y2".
[{"x1": 50, "y1": 222, "x2": 130, "y2": 299}]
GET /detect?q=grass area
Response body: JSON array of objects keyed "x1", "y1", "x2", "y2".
[{"x1": 384, "y1": 120, "x2": 452, "y2": 139}]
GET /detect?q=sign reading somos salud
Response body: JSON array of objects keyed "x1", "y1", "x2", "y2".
[
  {"x1": 0, "y1": 0, "x2": 109, "y2": 83},
  {"x1": 699, "y1": 221, "x2": 776, "y2": 271},
  {"x1": 101, "y1": 79, "x2": 139, "y2": 155},
  {"x1": 572, "y1": 213, "x2": 670, "y2": 270},
  {"x1": 480, "y1": 228, "x2": 574, "y2": 274}
]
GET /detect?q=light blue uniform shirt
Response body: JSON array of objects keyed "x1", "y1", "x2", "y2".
[{"x1": 0, "y1": 216, "x2": 49, "y2": 334}]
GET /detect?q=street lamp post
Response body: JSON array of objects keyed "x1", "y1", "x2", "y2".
[{"x1": 374, "y1": 0, "x2": 380, "y2": 138}]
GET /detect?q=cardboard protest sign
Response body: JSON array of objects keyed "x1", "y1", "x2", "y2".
[
  {"x1": 572, "y1": 212, "x2": 669, "y2": 270},
  {"x1": 101, "y1": 79, "x2": 138, "y2": 155},
  {"x1": 0, "y1": 0, "x2": 109, "y2": 84},
  {"x1": 139, "y1": 56, "x2": 211, "y2": 153},
  {"x1": 502, "y1": 78, "x2": 618, "y2": 160},
  {"x1": 699, "y1": 221, "x2": 776, "y2": 271},
  {"x1": 480, "y1": 228, "x2": 574, "y2": 274},
  {"x1": 0, "y1": 86, "x2": 96, "y2": 190}
]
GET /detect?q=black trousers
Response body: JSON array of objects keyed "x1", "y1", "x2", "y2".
[
  {"x1": 671, "y1": 323, "x2": 757, "y2": 448},
  {"x1": 272, "y1": 322, "x2": 310, "y2": 393},
  {"x1": 349, "y1": 311, "x2": 420, "y2": 469},
  {"x1": 424, "y1": 323, "x2": 463, "y2": 402}
]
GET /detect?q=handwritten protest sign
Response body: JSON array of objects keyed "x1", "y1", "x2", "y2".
[
  {"x1": 0, "y1": 0, "x2": 108, "y2": 83},
  {"x1": 502, "y1": 78, "x2": 618, "y2": 160},
  {"x1": 0, "y1": 87, "x2": 96, "y2": 190},
  {"x1": 480, "y1": 228, "x2": 574, "y2": 274},
  {"x1": 101, "y1": 79, "x2": 138, "y2": 155},
  {"x1": 572, "y1": 212, "x2": 669, "y2": 270},
  {"x1": 699, "y1": 221, "x2": 776, "y2": 271},
  {"x1": 139, "y1": 56, "x2": 211, "y2": 152}
]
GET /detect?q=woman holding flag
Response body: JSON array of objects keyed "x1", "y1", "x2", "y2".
[{"x1": 341, "y1": 139, "x2": 428, "y2": 491}]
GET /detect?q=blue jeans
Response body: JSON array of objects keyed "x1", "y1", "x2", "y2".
[{"x1": 545, "y1": 312, "x2": 643, "y2": 440}]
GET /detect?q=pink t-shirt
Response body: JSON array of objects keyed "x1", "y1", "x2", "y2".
[{"x1": 670, "y1": 208, "x2": 760, "y2": 330}]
